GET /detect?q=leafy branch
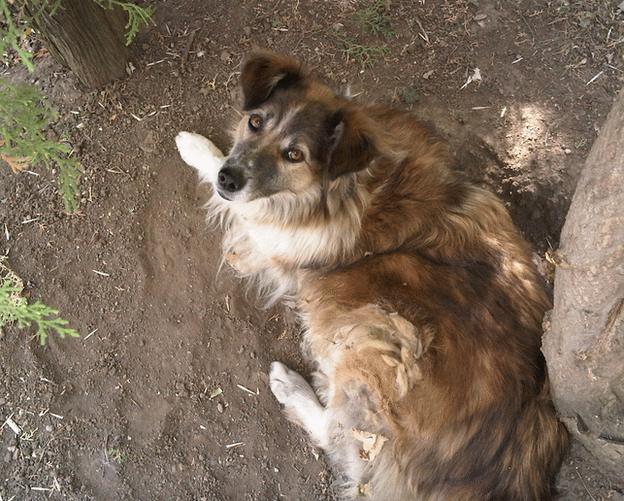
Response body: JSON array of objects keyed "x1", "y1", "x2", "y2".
[
  {"x1": 0, "y1": 259, "x2": 80, "y2": 345},
  {"x1": 92, "y1": 0, "x2": 154, "y2": 45},
  {"x1": 0, "y1": 81, "x2": 81, "y2": 212},
  {"x1": 0, "y1": 0, "x2": 35, "y2": 70}
]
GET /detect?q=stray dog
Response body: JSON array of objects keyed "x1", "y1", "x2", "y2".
[{"x1": 176, "y1": 51, "x2": 568, "y2": 500}]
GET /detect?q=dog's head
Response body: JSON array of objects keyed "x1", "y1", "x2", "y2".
[{"x1": 216, "y1": 51, "x2": 375, "y2": 203}]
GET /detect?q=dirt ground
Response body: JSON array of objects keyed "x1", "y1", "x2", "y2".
[{"x1": 1, "y1": 0, "x2": 624, "y2": 499}]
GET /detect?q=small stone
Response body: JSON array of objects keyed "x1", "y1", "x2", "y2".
[
  {"x1": 45, "y1": 425, "x2": 53, "y2": 433},
  {"x1": 139, "y1": 131, "x2": 157, "y2": 154},
  {"x1": 217, "y1": 402, "x2": 224, "y2": 413},
  {"x1": 220, "y1": 50, "x2": 232, "y2": 63}
]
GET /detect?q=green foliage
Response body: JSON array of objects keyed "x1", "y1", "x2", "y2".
[
  {"x1": 355, "y1": 0, "x2": 394, "y2": 38},
  {"x1": 337, "y1": 35, "x2": 389, "y2": 67},
  {"x1": 106, "y1": 447, "x2": 126, "y2": 464},
  {"x1": 0, "y1": 80, "x2": 81, "y2": 212},
  {"x1": 0, "y1": 0, "x2": 153, "y2": 70},
  {"x1": 335, "y1": 0, "x2": 392, "y2": 67},
  {"x1": 93, "y1": 0, "x2": 154, "y2": 45},
  {"x1": 0, "y1": 259, "x2": 80, "y2": 346},
  {"x1": 0, "y1": 0, "x2": 35, "y2": 70}
]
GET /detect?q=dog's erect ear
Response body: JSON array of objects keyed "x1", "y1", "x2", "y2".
[
  {"x1": 325, "y1": 109, "x2": 375, "y2": 179},
  {"x1": 240, "y1": 51, "x2": 305, "y2": 110}
]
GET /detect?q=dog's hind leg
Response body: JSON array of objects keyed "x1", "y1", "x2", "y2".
[
  {"x1": 175, "y1": 131, "x2": 224, "y2": 183},
  {"x1": 269, "y1": 361, "x2": 330, "y2": 448}
]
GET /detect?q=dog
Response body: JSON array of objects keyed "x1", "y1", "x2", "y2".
[{"x1": 176, "y1": 50, "x2": 568, "y2": 500}]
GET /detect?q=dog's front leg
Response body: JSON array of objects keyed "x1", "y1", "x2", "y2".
[{"x1": 175, "y1": 131, "x2": 224, "y2": 184}]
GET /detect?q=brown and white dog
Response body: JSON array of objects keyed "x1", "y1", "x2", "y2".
[{"x1": 176, "y1": 51, "x2": 568, "y2": 500}]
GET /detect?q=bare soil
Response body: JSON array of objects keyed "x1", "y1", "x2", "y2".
[{"x1": 1, "y1": 1, "x2": 624, "y2": 499}]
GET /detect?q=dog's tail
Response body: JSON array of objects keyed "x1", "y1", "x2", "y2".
[{"x1": 363, "y1": 384, "x2": 569, "y2": 501}]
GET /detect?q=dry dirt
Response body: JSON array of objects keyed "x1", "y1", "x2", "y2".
[{"x1": 1, "y1": 0, "x2": 624, "y2": 500}]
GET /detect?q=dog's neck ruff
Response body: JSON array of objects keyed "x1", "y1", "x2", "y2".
[{"x1": 210, "y1": 171, "x2": 370, "y2": 277}]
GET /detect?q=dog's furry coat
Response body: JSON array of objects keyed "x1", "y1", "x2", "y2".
[{"x1": 176, "y1": 51, "x2": 568, "y2": 501}]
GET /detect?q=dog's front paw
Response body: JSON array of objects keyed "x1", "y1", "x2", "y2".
[
  {"x1": 175, "y1": 131, "x2": 225, "y2": 180},
  {"x1": 269, "y1": 361, "x2": 315, "y2": 404}
]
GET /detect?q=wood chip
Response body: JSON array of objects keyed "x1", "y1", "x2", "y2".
[
  {"x1": 4, "y1": 416, "x2": 22, "y2": 435},
  {"x1": 237, "y1": 384, "x2": 258, "y2": 396},
  {"x1": 225, "y1": 442, "x2": 244, "y2": 449}
]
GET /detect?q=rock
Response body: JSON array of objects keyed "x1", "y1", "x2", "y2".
[
  {"x1": 220, "y1": 50, "x2": 232, "y2": 64},
  {"x1": 139, "y1": 131, "x2": 157, "y2": 154}
]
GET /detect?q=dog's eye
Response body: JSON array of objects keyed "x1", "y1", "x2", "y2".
[
  {"x1": 248, "y1": 114, "x2": 263, "y2": 131},
  {"x1": 285, "y1": 148, "x2": 304, "y2": 163}
]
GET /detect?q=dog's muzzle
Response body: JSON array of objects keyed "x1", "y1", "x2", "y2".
[{"x1": 217, "y1": 162, "x2": 247, "y2": 199}]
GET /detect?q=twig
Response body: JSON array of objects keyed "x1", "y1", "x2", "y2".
[
  {"x1": 586, "y1": 71, "x2": 604, "y2": 86},
  {"x1": 180, "y1": 29, "x2": 199, "y2": 70},
  {"x1": 518, "y1": 11, "x2": 536, "y2": 42},
  {"x1": 575, "y1": 468, "x2": 597, "y2": 501}
]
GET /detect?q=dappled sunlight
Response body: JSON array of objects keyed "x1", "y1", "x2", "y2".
[{"x1": 506, "y1": 103, "x2": 549, "y2": 171}]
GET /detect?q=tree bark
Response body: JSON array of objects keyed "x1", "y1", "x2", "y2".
[
  {"x1": 28, "y1": 0, "x2": 130, "y2": 89},
  {"x1": 543, "y1": 88, "x2": 624, "y2": 482}
]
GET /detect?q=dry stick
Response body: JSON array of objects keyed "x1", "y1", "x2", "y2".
[
  {"x1": 180, "y1": 29, "x2": 199, "y2": 72},
  {"x1": 575, "y1": 469, "x2": 597, "y2": 501},
  {"x1": 518, "y1": 11, "x2": 536, "y2": 43}
]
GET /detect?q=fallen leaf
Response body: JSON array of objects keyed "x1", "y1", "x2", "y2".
[
  {"x1": 1, "y1": 154, "x2": 30, "y2": 173},
  {"x1": 352, "y1": 429, "x2": 388, "y2": 462},
  {"x1": 209, "y1": 387, "x2": 223, "y2": 399}
]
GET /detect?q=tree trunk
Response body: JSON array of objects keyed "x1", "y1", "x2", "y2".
[
  {"x1": 543, "y1": 88, "x2": 624, "y2": 482},
  {"x1": 28, "y1": 0, "x2": 130, "y2": 89}
]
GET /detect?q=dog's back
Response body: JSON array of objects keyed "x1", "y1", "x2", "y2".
[{"x1": 296, "y1": 106, "x2": 568, "y2": 500}]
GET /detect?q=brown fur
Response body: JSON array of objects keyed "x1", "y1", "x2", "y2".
[{"x1": 195, "y1": 51, "x2": 569, "y2": 500}]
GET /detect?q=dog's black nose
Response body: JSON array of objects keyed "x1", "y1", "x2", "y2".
[{"x1": 217, "y1": 167, "x2": 246, "y2": 193}]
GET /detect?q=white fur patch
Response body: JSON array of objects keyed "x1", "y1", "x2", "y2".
[
  {"x1": 269, "y1": 361, "x2": 329, "y2": 448},
  {"x1": 175, "y1": 131, "x2": 225, "y2": 184}
]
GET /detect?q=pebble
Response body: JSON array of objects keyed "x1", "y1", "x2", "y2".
[
  {"x1": 217, "y1": 402, "x2": 224, "y2": 413},
  {"x1": 220, "y1": 50, "x2": 232, "y2": 63}
]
